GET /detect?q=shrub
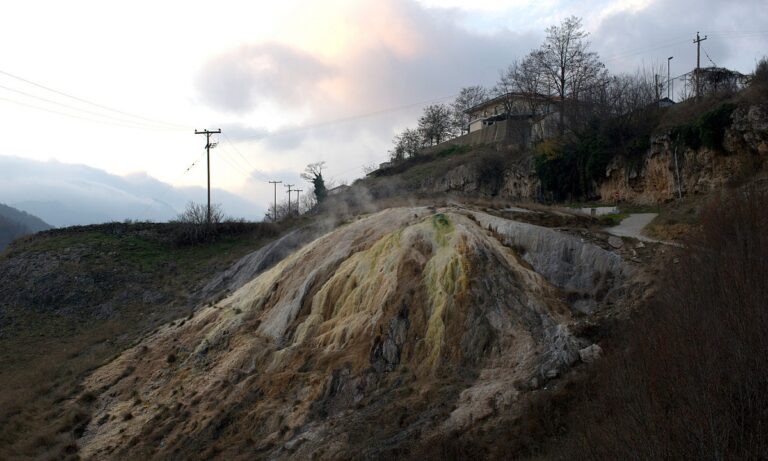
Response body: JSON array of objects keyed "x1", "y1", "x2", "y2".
[
  {"x1": 169, "y1": 203, "x2": 278, "y2": 246},
  {"x1": 176, "y1": 202, "x2": 225, "y2": 225},
  {"x1": 555, "y1": 185, "x2": 768, "y2": 460},
  {"x1": 673, "y1": 103, "x2": 736, "y2": 151},
  {"x1": 753, "y1": 56, "x2": 768, "y2": 85}
]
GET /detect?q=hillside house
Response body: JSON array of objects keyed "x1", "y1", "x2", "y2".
[{"x1": 465, "y1": 92, "x2": 561, "y2": 144}]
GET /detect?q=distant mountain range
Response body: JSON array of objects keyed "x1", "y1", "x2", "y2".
[
  {"x1": 0, "y1": 156, "x2": 265, "y2": 227},
  {"x1": 0, "y1": 203, "x2": 52, "y2": 251}
]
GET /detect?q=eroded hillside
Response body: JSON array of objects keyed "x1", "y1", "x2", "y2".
[{"x1": 75, "y1": 206, "x2": 648, "y2": 460}]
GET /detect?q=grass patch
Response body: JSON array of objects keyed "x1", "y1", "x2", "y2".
[{"x1": 597, "y1": 213, "x2": 629, "y2": 227}]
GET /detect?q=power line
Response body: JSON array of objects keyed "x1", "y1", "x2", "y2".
[
  {"x1": 230, "y1": 93, "x2": 458, "y2": 142},
  {"x1": 702, "y1": 46, "x2": 718, "y2": 67},
  {"x1": 0, "y1": 68, "x2": 193, "y2": 129},
  {"x1": 0, "y1": 82, "x2": 180, "y2": 131},
  {"x1": 601, "y1": 36, "x2": 692, "y2": 62},
  {"x1": 135, "y1": 151, "x2": 206, "y2": 221},
  {"x1": 218, "y1": 148, "x2": 254, "y2": 179},
  {"x1": 222, "y1": 133, "x2": 258, "y2": 171},
  {"x1": 0, "y1": 94, "x2": 178, "y2": 131}
]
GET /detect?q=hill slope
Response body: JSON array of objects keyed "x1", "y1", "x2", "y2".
[
  {"x1": 0, "y1": 221, "x2": 286, "y2": 459},
  {"x1": 0, "y1": 203, "x2": 52, "y2": 250}
]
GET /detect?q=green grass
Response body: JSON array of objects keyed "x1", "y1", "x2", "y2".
[
  {"x1": 616, "y1": 204, "x2": 661, "y2": 214},
  {"x1": 598, "y1": 213, "x2": 629, "y2": 227}
]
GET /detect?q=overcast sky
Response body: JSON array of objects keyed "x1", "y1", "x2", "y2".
[{"x1": 1, "y1": 0, "x2": 766, "y2": 223}]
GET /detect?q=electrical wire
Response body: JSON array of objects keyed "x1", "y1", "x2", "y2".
[
  {"x1": 134, "y1": 151, "x2": 206, "y2": 221},
  {"x1": 601, "y1": 36, "x2": 693, "y2": 62},
  {"x1": 218, "y1": 148, "x2": 254, "y2": 179},
  {"x1": 0, "y1": 82, "x2": 182, "y2": 131},
  {"x1": 702, "y1": 47, "x2": 719, "y2": 67},
  {"x1": 222, "y1": 133, "x2": 258, "y2": 171},
  {"x1": 230, "y1": 93, "x2": 458, "y2": 142},
  {"x1": 0, "y1": 94, "x2": 177, "y2": 131},
  {"x1": 0, "y1": 68, "x2": 194, "y2": 129}
]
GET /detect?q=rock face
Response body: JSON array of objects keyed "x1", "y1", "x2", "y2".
[
  {"x1": 599, "y1": 103, "x2": 768, "y2": 204},
  {"x1": 198, "y1": 227, "x2": 318, "y2": 302},
  {"x1": 77, "y1": 208, "x2": 632, "y2": 460},
  {"x1": 361, "y1": 148, "x2": 540, "y2": 201},
  {"x1": 405, "y1": 159, "x2": 540, "y2": 199}
]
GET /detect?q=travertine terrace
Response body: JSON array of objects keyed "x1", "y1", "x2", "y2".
[{"x1": 78, "y1": 207, "x2": 635, "y2": 459}]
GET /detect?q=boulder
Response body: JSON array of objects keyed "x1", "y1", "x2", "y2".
[{"x1": 579, "y1": 344, "x2": 603, "y2": 364}]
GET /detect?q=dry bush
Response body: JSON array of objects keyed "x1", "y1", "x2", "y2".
[
  {"x1": 171, "y1": 202, "x2": 277, "y2": 246},
  {"x1": 553, "y1": 185, "x2": 768, "y2": 460}
]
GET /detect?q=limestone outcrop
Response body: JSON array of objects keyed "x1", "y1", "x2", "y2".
[{"x1": 599, "y1": 103, "x2": 768, "y2": 204}]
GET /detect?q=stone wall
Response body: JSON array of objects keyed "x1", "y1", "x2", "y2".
[{"x1": 424, "y1": 118, "x2": 532, "y2": 153}]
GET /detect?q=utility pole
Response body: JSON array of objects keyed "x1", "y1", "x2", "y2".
[
  {"x1": 693, "y1": 32, "x2": 707, "y2": 99},
  {"x1": 268, "y1": 180, "x2": 282, "y2": 222},
  {"x1": 293, "y1": 189, "x2": 302, "y2": 216},
  {"x1": 284, "y1": 184, "x2": 294, "y2": 217},
  {"x1": 654, "y1": 74, "x2": 660, "y2": 100},
  {"x1": 194, "y1": 128, "x2": 221, "y2": 224},
  {"x1": 667, "y1": 56, "x2": 674, "y2": 100}
]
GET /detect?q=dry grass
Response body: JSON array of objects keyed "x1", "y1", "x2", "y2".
[
  {"x1": 553, "y1": 185, "x2": 768, "y2": 460},
  {"x1": 0, "y1": 222, "x2": 286, "y2": 459}
]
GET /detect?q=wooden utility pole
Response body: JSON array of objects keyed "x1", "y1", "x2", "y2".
[
  {"x1": 667, "y1": 56, "x2": 674, "y2": 99},
  {"x1": 654, "y1": 74, "x2": 660, "y2": 100},
  {"x1": 284, "y1": 184, "x2": 294, "y2": 217},
  {"x1": 268, "y1": 180, "x2": 282, "y2": 222},
  {"x1": 194, "y1": 128, "x2": 221, "y2": 223},
  {"x1": 693, "y1": 32, "x2": 708, "y2": 99},
  {"x1": 293, "y1": 189, "x2": 302, "y2": 216}
]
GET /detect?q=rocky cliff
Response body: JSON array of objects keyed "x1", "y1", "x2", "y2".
[
  {"x1": 599, "y1": 103, "x2": 768, "y2": 204},
  {"x1": 356, "y1": 147, "x2": 540, "y2": 203}
]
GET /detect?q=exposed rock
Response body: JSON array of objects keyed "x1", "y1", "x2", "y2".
[
  {"x1": 599, "y1": 103, "x2": 767, "y2": 204},
  {"x1": 198, "y1": 227, "x2": 317, "y2": 302},
  {"x1": 608, "y1": 236, "x2": 624, "y2": 249},
  {"x1": 76, "y1": 207, "x2": 634, "y2": 460},
  {"x1": 579, "y1": 344, "x2": 603, "y2": 363}
]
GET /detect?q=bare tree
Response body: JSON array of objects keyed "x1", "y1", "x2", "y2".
[
  {"x1": 418, "y1": 104, "x2": 455, "y2": 146},
  {"x1": 389, "y1": 127, "x2": 423, "y2": 161},
  {"x1": 176, "y1": 202, "x2": 225, "y2": 225},
  {"x1": 532, "y1": 16, "x2": 606, "y2": 133},
  {"x1": 496, "y1": 54, "x2": 549, "y2": 117},
  {"x1": 451, "y1": 86, "x2": 488, "y2": 134},
  {"x1": 586, "y1": 68, "x2": 658, "y2": 120}
]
